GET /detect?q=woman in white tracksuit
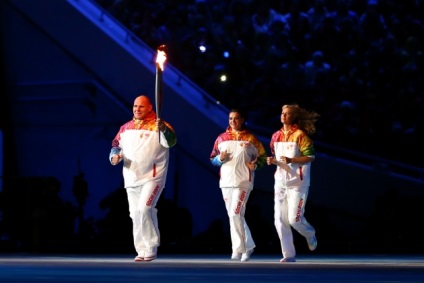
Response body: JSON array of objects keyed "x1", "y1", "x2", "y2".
[
  {"x1": 110, "y1": 95, "x2": 177, "y2": 262},
  {"x1": 267, "y1": 104, "x2": 319, "y2": 263},
  {"x1": 210, "y1": 109, "x2": 267, "y2": 262}
]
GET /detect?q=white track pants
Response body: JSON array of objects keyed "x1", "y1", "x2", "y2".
[
  {"x1": 274, "y1": 186, "x2": 315, "y2": 258},
  {"x1": 221, "y1": 187, "x2": 255, "y2": 254},
  {"x1": 126, "y1": 182, "x2": 163, "y2": 256}
]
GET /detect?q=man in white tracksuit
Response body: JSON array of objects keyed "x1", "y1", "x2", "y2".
[{"x1": 110, "y1": 95, "x2": 177, "y2": 262}]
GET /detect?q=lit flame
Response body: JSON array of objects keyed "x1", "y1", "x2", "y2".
[{"x1": 156, "y1": 49, "x2": 167, "y2": 71}]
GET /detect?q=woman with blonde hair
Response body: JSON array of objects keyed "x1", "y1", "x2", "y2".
[{"x1": 267, "y1": 104, "x2": 319, "y2": 263}]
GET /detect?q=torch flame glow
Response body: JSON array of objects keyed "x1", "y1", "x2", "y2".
[{"x1": 156, "y1": 49, "x2": 167, "y2": 71}]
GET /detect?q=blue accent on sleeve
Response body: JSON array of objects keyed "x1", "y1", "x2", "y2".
[{"x1": 211, "y1": 155, "x2": 223, "y2": 167}]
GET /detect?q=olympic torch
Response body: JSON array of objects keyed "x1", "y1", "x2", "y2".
[
  {"x1": 155, "y1": 45, "x2": 167, "y2": 142},
  {"x1": 155, "y1": 45, "x2": 167, "y2": 118}
]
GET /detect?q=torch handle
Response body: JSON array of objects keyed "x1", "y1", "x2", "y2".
[
  {"x1": 155, "y1": 64, "x2": 162, "y2": 119},
  {"x1": 155, "y1": 63, "x2": 163, "y2": 143}
]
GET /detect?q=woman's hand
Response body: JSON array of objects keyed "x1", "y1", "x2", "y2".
[
  {"x1": 219, "y1": 150, "x2": 228, "y2": 162},
  {"x1": 111, "y1": 154, "x2": 122, "y2": 165},
  {"x1": 247, "y1": 157, "x2": 258, "y2": 171},
  {"x1": 267, "y1": 156, "x2": 292, "y2": 165},
  {"x1": 267, "y1": 156, "x2": 275, "y2": 165},
  {"x1": 281, "y1": 156, "x2": 292, "y2": 164}
]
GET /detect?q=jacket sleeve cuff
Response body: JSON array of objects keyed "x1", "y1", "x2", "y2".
[{"x1": 211, "y1": 155, "x2": 223, "y2": 166}]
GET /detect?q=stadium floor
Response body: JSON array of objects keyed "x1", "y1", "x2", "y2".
[{"x1": 1, "y1": 253, "x2": 424, "y2": 282}]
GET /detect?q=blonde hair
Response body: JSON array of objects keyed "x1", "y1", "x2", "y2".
[{"x1": 283, "y1": 104, "x2": 320, "y2": 135}]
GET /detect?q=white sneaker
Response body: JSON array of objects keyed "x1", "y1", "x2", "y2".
[
  {"x1": 144, "y1": 247, "x2": 157, "y2": 261},
  {"x1": 307, "y1": 235, "x2": 317, "y2": 251},
  {"x1": 280, "y1": 257, "x2": 296, "y2": 263},
  {"x1": 231, "y1": 253, "x2": 242, "y2": 260},
  {"x1": 134, "y1": 256, "x2": 144, "y2": 262},
  {"x1": 134, "y1": 250, "x2": 146, "y2": 262},
  {"x1": 241, "y1": 249, "x2": 254, "y2": 262}
]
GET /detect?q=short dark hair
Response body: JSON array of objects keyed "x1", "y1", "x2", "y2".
[{"x1": 229, "y1": 108, "x2": 248, "y2": 121}]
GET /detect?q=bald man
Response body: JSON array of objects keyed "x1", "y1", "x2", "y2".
[{"x1": 110, "y1": 95, "x2": 177, "y2": 262}]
